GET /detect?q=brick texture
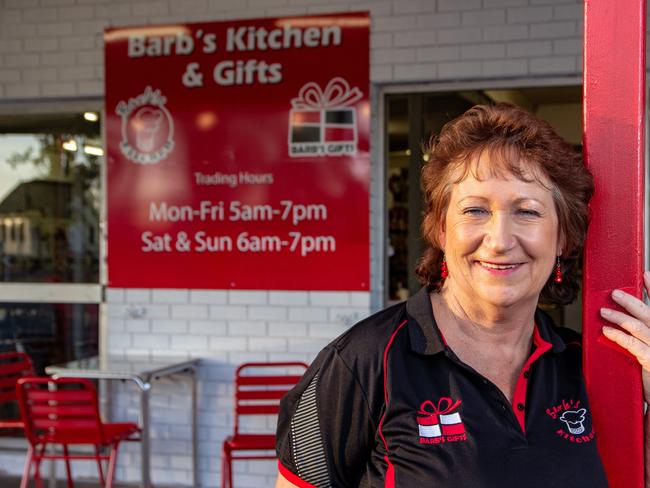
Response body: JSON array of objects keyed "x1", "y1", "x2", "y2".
[{"x1": 0, "y1": 0, "x2": 585, "y2": 90}]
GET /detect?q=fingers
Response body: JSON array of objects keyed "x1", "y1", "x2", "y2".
[
  {"x1": 600, "y1": 308, "x2": 650, "y2": 345},
  {"x1": 608, "y1": 288, "x2": 650, "y2": 324},
  {"x1": 602, "y1": 326, "x2": 650, "y2": 370},
  {"x1": 599, "y1": 274, "x2": 650, "y2": 371}
]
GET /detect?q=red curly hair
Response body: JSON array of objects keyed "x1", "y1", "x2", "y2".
[{"x1": 416, "y1": 103, "x2": 594, "y2": 305}]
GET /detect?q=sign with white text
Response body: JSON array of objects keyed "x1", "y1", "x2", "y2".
[{"x1": 105, "y1": 13, "x2": 370, "y2": 290}]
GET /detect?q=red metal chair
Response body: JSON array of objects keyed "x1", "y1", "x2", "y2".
[
  {"x1": 221, "y1": 361, "x2": 308, "y2": 488},
  {"x1": 0, "y1": 352, "x2": 34, "y2": 431},
  {"x1": 16, "y1": 376, "x2": 140, "y2": 488}
]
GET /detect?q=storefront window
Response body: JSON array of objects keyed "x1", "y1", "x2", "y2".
[
  {"x1": 0, "y1": 114, "x2": 101, "y2": 283},
  {"x1": 0, "y1": 113, "x2": 102, "y2": 432},
  {"x1": 0, "y1": 302, "x2": 99, "y2": 373},
  {"x1": 0, "y1": 302, "x2": 99, "y2": 429}
]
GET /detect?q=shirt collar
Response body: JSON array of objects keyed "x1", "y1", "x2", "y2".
[
  {"x1": 533, "y1": 307, "x2": 566, "y2": 353},
  {"x1": 405, "y1": 287, "x2": 567, "y2": 355},
  {"x1": 405, "y1": 287, "x2": 446, "y2": 355}
]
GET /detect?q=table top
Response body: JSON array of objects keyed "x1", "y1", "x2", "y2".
[{"x1": 45, "y1": 355, "x2": 199, "y2": 389}]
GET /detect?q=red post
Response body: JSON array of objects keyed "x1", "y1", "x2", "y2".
[{"x1": 583, "y1": 0, "x2": 646, "y2": 486}]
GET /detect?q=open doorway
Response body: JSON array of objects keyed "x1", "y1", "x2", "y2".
[{"x1": 385, "y1": 86, "x2": 582, "y2": 328}]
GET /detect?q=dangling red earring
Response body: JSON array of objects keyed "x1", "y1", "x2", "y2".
[
  {"x1": 554, "y1": 256, "x2": 562, "y2": 283},
  {"x1": 441, "y1": 255, "x2": 449, "y2": 279}
]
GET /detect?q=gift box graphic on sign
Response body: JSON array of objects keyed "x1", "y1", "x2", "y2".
[
  {"x1": 417, "y1": 397, "x2": 465, "y2": 438},
  {"x1": 289, "y1": 77, "x2": 362, "y2": 148}
]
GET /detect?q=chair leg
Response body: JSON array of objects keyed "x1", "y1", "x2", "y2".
[
  {"x1": 19, "y1": 445, "x2": 33, "y2": 488},
  {"x1": 228, "y1": 451, "x2": 234, "y2": 488},
  {"x1": 221, "y1": 445, "x2": 232, "y2": 488},
  {"x1": 62, "y1": 444, "x2": 74, "y2": 488},
  {"x1": 106, "y1": 442, "x2": 120, "y2": 488},
  {"x1": 220, "y1": 445, "x2": 226, "y2": 488},
  {"x1": 95, "y1": 445, "x2": 106, "y2": 485},
  {"x1": 34, "y1": 444, "x2": 46, "y2": 488},
  {"x1": 33, "y1": 459, "x2": 43, "y2": 488}
]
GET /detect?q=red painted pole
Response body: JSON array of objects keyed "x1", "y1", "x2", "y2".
[{"x1": 583, "y1": 0, "x2": 645, "y2": 486}]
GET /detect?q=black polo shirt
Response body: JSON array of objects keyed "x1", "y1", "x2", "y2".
[{"x1": 276, "y1": 287, "x2": 608, "y2": 487}]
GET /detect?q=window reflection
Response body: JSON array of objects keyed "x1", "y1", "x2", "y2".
[
  {"x1": 0, "y1": 115, "x2": 101, "y2": 283},
  {"x1": 0, "y1": 302, "x2": 99, "y2": 428}
]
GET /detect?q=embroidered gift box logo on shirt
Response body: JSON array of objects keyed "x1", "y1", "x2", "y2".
[{"x1": 417, "y1": 397, "x2": 467, "y2": 445}]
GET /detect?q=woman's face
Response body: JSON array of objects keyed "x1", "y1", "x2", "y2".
[{"x1": 438, "y1": 161, "x2": 562, "y2": 311}]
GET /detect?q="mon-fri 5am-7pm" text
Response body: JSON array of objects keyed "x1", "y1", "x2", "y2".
[{"x1": 148, "y1": 200, "x2": 328, "y2": 225}]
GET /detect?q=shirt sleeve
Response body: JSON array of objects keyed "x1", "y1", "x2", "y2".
[{"x1": 276, "y1": 345, "x2": 379, "y2": 488}]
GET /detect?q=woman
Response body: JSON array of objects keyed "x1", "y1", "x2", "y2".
[{"x1": 275, "y1": 103, "x2": 649, "y2": 487}]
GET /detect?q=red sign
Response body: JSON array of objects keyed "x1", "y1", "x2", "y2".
[{"x1": 105, "y1": 13, "x2": 370, "y2": 290}]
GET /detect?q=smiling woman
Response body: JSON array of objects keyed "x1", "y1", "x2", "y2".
[
  {"x1": 437, "y1": 168, "x2": 561, "y2": 321},
  {"x1": 417, "y1": 104, "x2": 592, "y2": 308},
  {"x1": 273, "y1": 103, "x2": 633, "y2": 488}
]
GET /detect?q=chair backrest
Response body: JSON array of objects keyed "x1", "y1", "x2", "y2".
[
  {"x1": 233, "y1": 362, "x2": 308, "y2": 435},
  {"x1": 16, "y1": 377, "x2": 105, "y2": 446},
  {"x1": 0, "y1": 352, "x2": 33, "y2": 408}
]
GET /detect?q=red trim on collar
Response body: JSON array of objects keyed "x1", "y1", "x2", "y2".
[
  {"x1": 437, "y1": 326, "x2": 449, "y2": 346},
  {"x1": 511, "y1": 323, "x2": 553, "y2": 434},
  {"x1": 278, "y1": 461, "x2": 318, "y2": 488}
]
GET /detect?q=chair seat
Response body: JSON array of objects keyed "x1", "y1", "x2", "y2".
[
  {"x1": 224, "y1": 434, "x2": 276, "y2": 450},
  {"x1": 103, "y1": 422, "x2": 141, "y2": 443},
  {"x1": 0, "y1": 418, "x2": 24, "y2": 429},
  {"x1": 37, "y1": 422, "x2": 140, "y2": 445}
]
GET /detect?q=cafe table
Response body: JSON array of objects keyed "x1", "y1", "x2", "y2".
[{"x1": 46, "y1": 355, "x2": 199, "y2": 488}]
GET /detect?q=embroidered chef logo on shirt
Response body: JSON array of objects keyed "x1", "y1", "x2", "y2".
[
  {"x1": 417, "y1": 397, "x2": 467, "y2": 445},
  {"x1": 560, "y1": 408, "x2": 588, "y2": 434},
  {"x1": 545, "y1": 398, "x2": 595, "y2": 443}
]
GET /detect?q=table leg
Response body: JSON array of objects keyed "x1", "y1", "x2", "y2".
[
  {"x1": 48, "y1": 445, "x2": 56, "y2": 488},
  {"x1": 141, "y1": 384, "x2": 151, "y2": 488},
  {"x1": 191, "y1": 367, "x2": 197, "y2": 488}
]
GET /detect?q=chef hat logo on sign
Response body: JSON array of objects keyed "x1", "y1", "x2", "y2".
[{"x1": 115, "y1": 86, "x2": 175, "y2": 164}]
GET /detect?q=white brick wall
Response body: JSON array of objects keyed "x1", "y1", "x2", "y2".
[
  {"x1": 0, "y1": 0, "x2": 585, "y2": 100},
  {"x1": 104, "y1": 288, "x2": 368, "y2": 487},
  {"x1": 0, "y1": 0, "x2": 588, "y2": 486}
]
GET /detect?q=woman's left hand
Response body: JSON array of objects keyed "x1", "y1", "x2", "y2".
[{"x1": 600, "y1": 271, "x2": 650, "y2": 404}]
